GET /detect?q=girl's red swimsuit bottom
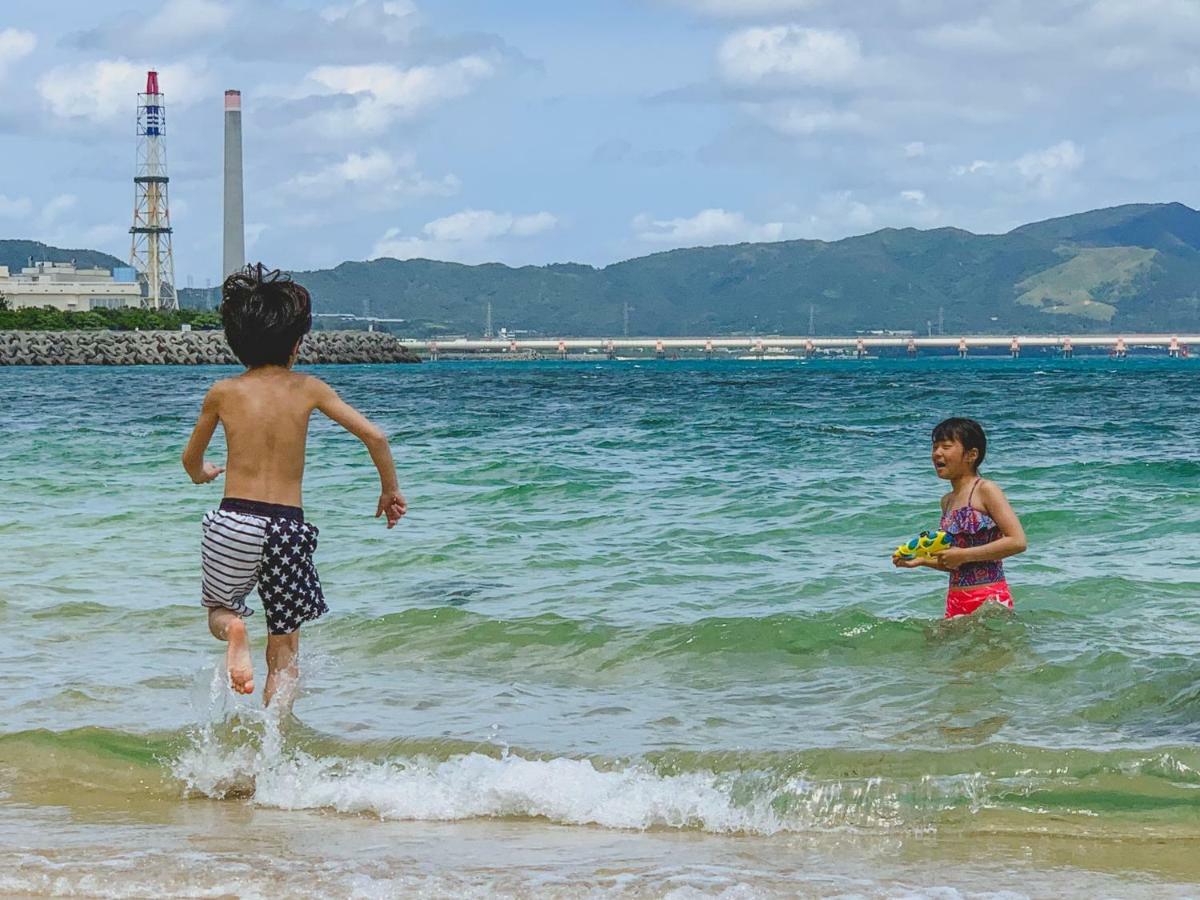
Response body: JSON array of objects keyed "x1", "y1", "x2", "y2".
[{"x1": 945, "y1": 581, "x2": 1013, "y2": 618}]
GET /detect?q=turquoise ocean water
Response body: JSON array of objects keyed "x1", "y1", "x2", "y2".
[{"x1": 1, "y1": 357, "x2": 1199, "y2": 897}]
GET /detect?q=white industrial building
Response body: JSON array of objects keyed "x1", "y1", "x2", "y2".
[{"x1": 0, "y1": 261, "x2": 143, "y2": 311}]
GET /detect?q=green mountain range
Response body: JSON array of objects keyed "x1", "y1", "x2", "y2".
[
  {"x1": 280, "y1": 202, "x2": 1200, "y2": 335},
  {"x1": 14, "y1": 203, "x2": 1200, "y2": 335}
]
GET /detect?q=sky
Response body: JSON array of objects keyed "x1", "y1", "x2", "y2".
[{"x1": 3, "y1": 0, "x2": 1200, "y2": 285}]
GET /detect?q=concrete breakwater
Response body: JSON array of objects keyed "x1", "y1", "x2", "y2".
[{"x1": 0, "y1": 330, "x2": 420, "y2": 365}]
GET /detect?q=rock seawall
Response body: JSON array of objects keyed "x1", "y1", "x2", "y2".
[{"x1": 0, "y1": 330, "x2": 421, "y2": 365}]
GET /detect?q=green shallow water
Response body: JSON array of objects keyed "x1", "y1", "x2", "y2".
[{"x1": 1, "y1": 358, "x2": 1199, "y2": 894}]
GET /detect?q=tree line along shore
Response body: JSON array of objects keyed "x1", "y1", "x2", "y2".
[{"x1": 0, "y1": 305, "x2": 222, "y2": 333}]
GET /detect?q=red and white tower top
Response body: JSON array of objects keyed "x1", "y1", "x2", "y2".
[{"x1": 129, "y1": 69, "x2": 177, "y2": 310}]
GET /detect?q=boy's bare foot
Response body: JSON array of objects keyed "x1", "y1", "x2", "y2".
[{"x1": 225, "y1": 618, "x2": 255, "y2": 695}]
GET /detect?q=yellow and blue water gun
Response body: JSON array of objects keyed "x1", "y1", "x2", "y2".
[{"x1": 893, "y1": 530, "x2": 952, "y2": 559}]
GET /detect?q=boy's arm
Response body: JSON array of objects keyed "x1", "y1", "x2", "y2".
[
  {"x1": 181, "y1": 385, "x2": 225, "y2": 484},
  {"x1": 311, "y1": 379, "x2": 407, "y2": 528}
]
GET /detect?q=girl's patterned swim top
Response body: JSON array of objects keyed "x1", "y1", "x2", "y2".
[{"x1": 939, "y1": 478, "x2": 1005, "y2": 588}]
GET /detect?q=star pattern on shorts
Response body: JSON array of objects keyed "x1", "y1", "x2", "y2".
[{"x1": 258, "y1": 519, "x2": 327, "y2": 635}]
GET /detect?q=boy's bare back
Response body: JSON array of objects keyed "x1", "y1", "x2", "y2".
[
  {"x1": 185, "y1": 367, "x2": 405, "y2": 520},
  {"x1": 210, "y1": 368, "x2": 316, "y2": 507}
]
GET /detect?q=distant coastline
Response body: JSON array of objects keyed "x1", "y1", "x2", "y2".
[
  {"x1": 0, "y1": 330, "x2": 420, "y2": 365},
  {"x1": 9, "y1": 202, "x2": 1200, "y2": 340}
]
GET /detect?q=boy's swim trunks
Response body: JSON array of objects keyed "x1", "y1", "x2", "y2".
[{"x1": 200, "y1": 497, "x2": 327, "y2": 635}]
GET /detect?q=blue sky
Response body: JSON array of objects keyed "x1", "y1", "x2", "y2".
[{"x1": 3, "y1": 0, "x2": 1200, "y2": 285}]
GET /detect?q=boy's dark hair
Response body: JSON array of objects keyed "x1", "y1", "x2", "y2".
[
  {"x1": 220, "y1": 263, "x2": 312, "y2": 368},
  {"x1": 932, "y1": 417, "x2": 987, "y2": 470}
]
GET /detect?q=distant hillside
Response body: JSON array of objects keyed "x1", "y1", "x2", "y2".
[
  {"x1": 51, "y1": 204, "x2": 1200, "y2": 334},
  {"x1": 0, "y1": 240, "x2": 124, "y2": 274}
]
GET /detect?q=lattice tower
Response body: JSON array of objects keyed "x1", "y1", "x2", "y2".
[{"x1": 129, "y1": 70, "x2": 177, "y2": 310}]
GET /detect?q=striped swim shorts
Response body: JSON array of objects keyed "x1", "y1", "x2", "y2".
[{"x1": 200, "y1": 497, "x2": 327, "y2": 635}]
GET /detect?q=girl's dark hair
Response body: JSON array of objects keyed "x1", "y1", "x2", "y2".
[
  {"x1": 220, "y1": 263, "x2": 312, "y2": 368},
  {"x1": 932, "y1": 417, "x2": 987, "y2": 470}
]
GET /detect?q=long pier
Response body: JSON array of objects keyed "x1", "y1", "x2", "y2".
[{"x1": 397, "y1": 333, "x2": 1198, "y2": 359}]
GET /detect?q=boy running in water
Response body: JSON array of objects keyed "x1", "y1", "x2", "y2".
[{"x1": 181, "y1": 265, "x2": 406, "y2": 706}]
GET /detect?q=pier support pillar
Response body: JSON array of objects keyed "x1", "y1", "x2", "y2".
[
  {"x1": 907, "y1": 338, "x2": 917, "y2": 358},
  {"x1": 1169, "y1": 335, "x2": 1180, "y2": 358},
  {"x1": 557, "y1": 340, "x2": 567, "y2": 360},
  {"x1": 704, "y1": 339, "x2": 713, "y2": 360},
  {"x1": 805, "y1": 339, "x2": 815, "y2": 358},
  {"x1": 755, "y1": 339, "x2": 765, "y2": 360},
  {"x1": 655, "y1": 339, "x2": 665, "y2": 360},
  {"x1": 856, "y1": 338, "x2": 866, "y2": 360},
  {"x1": 1010, "y1": 337, "x2": 1020, "y2": 358},
  {"x1": 1061, "y1": 337, "x2": 1073, "y2": 359},
  {"x1": 1113, "y1": 337, "x2": 1127, "y2": 359},
  {"x1": 958, "y1": 338, "x2": 968, "y2": 359},
  {"x1": 430, "y1": 340, "x2": 439, "y2": 362},
  {"x1": 606, "y1": 339, "x2": 615, "y2": 360}
]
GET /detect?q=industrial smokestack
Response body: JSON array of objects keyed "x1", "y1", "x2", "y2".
[{"x1": 222, "y1": 90, "x2": 245, "y2": 280}]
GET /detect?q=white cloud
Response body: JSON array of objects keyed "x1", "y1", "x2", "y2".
[
  {"x1": 423, "y1": 210, "x2": 557, "y2": 242},
  {"x1": 141, "y1": 0, "x2": 231, "y2": 43},
  {"x1": 952, "y1": 140, "x2": 1083, "y2": 196},
  {"x1": 1084, "y1": 0, "x2": 1200, "y2": 38},
  {"x1": 718, "y1": 26, "x2": 862, "y2": 86},
  {"x1": 633, "y1": 208, "x2": 794, "y2": 246},
  {"x1": 1165, "y1": 65, "x2": 1200, "y2": 93},
  {"x1": 743, "y1": 101, "x2": 866, "y2": 136},
  {"x1": 30, "y1": 196, "x2": 131, "y2": 253},
  {"x1": 1015, "y1": 140, "x2": 1084, "y2": 191},
  {"x1": 371, "y1": 232, "x2": 442, "y2": 261},
  {"x1": 952, "y1": 160, "x2": 998, "y2": 176},
  {"x1": 0, "y1": 28, "x2": 36, "y2": 80},
  {"x1": 904, "y1": 141, "x2": 926, "y2": 158},
  {"x1": 38, "y1": 194, "x2": 78, "y2": 230},
  {"x1": 283, "y1": 149, "x2": 460, "y2": 208},
  {"x1": 0, "y1": 194, "x2": 32, "y2": 218},
  {"x1": 301, "y1": 56, "x2": 496, "y2": 132},
  {"x1": 320, "y1": 0, "x2": 419, "y2": 41},
  {"x1": 633, "y1": 196, "x2": 944, "y2": 249},
  {"x1": 918, "y1": 18, "x2": 1011, "y2": 53},
  {"x1": 69, "y1": 0, "x2": 467, "y2": 66},
  {"x1": 372, "y1": 209, "x2": 559, "y2": 262},
  {"x1": 664, "y1": 0, "x2": 821, "y2": 15},
  {"x1": 0, "y1": 188, "x2": 124, "y2": 254},
  {"x1": 78, "y1": 223, "x2": 126, "y2": 247},
  {"x1": 801, "y1": 192, "x2": 877, "y2": 234},
  {"x1": 37, "y1": 59, "x2": 211, "y2": 124},
  {"x1": 787, "y1": 189, "x2": 944, "y2": 239}
]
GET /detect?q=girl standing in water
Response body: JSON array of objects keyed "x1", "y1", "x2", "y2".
[{"x1": 894, "y1": 418, "x2": 1027, "y2": 617}]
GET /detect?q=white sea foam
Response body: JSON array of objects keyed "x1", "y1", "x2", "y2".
[
  {"x1": 174, "y1": 736, "x2": 795, "y2": 834},
  {"x1": 169, "y1": 698, "x2": 983, "y2": 835},
  {"x1": 174, "y1": 667, "x2": 813, "y2": 833}
]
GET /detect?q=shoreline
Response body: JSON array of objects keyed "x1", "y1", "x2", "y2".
[{"x1": 0, "y1": 329, "x2": 420, "y2": 365}]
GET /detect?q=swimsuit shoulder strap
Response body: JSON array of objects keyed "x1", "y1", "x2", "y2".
[{"x1": 966, "y1": 477, "x2": 982, "y2": 508}]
